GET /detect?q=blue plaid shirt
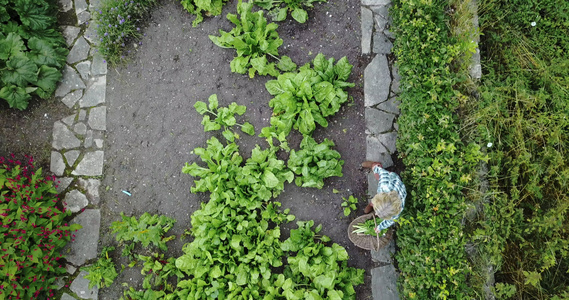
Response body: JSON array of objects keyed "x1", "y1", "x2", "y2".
[{"x1": 373, "y1": 166, "x2": 406, "y2": 231}]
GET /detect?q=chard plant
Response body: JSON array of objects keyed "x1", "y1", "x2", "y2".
[
  {"x1": 209, "y1": 0, "x2": 296, "y2": 78},
  {"x1": 264, "y1": 53, "x2": 354, "y2": 136},
  {"x1": 287, "y1": 135, "x2": 344, "y2": 189},
  {"x1": 341, "y1": 195, "x2": 358, "y2": 217},
  {"x1": 110, "y1": 212, "x2": 176, "y2": 251},
  {"x1": 82, "y1": 246, "x2": 119, "y2": 289},
  {"x1": 254, "y1": 0, "x2": 327, "y2": 23},
  {"x1": 138, "y1": 253, "x2": 182, "y2": 292},
  {"x1": 194, "y1": 94, "x2": 255, "y2": 141},
  {"x1": 180, "y1": 0, "x2": 229, "y2": 27},
  {"x1": 0, "y1": 155, "x2": 82, "y2": 299}
]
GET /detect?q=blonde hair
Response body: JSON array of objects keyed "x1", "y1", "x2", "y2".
[{"x1": 372, "y1": 191, "x2": 402, "y2": 219}]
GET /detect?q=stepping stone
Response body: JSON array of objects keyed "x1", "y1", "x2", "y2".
[
  {"x1": 391, "y1": 66, "x2": 400, "y2": 95},
  {"x1": 91, "y1": 53, "x2": 107, "y2": 76},
  {"x1": 371, "y1": 239, "x2": 395, "y2": 263},
  {"x1": 88, "y1": 106, "x2": 106, "y2": 130},
  {"x1": 377, "y1": 132, "x2": 397, "y2": 154},
  {"x1": 59, "y1": 0, "x2": 73, "y2": 12},
  {"x1": 84, "y1": 130, "x2": 93, "y2": 148},
  {"x1": 361, "y1": 7, "x2": 373, "y2": 54},
  {"x1": 76, "y1": 61, "x2": 91, "y2": 80},
  {"x1": 66, "y1": 264, "x2": 77, "y2": 275},
  {"x1": 63, "y1": 190, "x2": 88, "y2": 213},
  {"x1": 366, "y1": 136, "x2": 393, "y2": 171},
  {"x1": 65, "y1": 150, "x2": 81, "y2": 166},
  {"x1": 50, "y1": 151, "x2": 65, "y2": 176},
  {"x1": 365, "y1": 108, "x2": 395, "y2": 135},
  {"x1": 364, "y1": 55, "x2": 391, "y2": 107},
  {"x1": 94, "y1": 139, "x2": 103, "y2": 149},
  {"x1": 78, "y1": 178, "x2": 101, "y2": 205},
  {"x1": 79, "y1": 76, "x2": 106, "y2": 107},
  {"x1": 53, "y1": 121, "x2": 81, "y2": 150},
  {"x1": 74, "y1": 123, "x2": 87, "y2": 135},
  {"x1": 377, "y1": 97, "x2": 400, "y2": 114},
  {"x1": 67, "y1": 37, "x2": 90, "y2": 65},
  {"x1": 55, "y1": 177, "x2": 74, "y2": 194},
  {"x1": 77, "y1": 11, "x2": 90, "y2": 25},
  {"x1": 74, "y1": 0, "x2": 88, "y2": 15},
  {"x1": 70, "y1": 271, "x2": 98, "y2": 299},
  {"x1": 62, "y1": 90, "x2": 83, "y2": 109},
  {"x1": 79, "y1": 110, "x2": 87, "y2": 121},
  {"x1": 373, "y1": 32, "x2": 393, "y2": 54},
  {"x1": 363, "y1": 0, "x2": 392, "y2": 5},
  {"x1": 371, "y1": 5, "x2": 390, "y2": 27},
  {"x1": 371, "y1": 264, "x2": 400, "y2": 300},
  {"x1": 61, "y1": 293, "x2": 78, "y2": 300},
  {"x1": 64, "y1": 209, "x2": 100, "y2": 266},
  {"x1": 72, "y1": 151, "x2": 104, "y2": 176},
  {"x1": 55, "y1": 65, "x2": 86, "y2": 98},
  {"x1": 61, "y1": 114, "x2": 76, "y2": 126},
  {"x1": 84, "y1": 22, "x2": 98, "y2": 45}
]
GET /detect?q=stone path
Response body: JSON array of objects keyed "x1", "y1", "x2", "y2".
[
  {"x1": 361, "y1": 0, "x2": 401, "y2": 299},
  {"x1": 49, "y1": 0, "x2": 400, "y2": 299},
  {"x1": 51, "y1": 0, "x2": 107, "y2": 297}
]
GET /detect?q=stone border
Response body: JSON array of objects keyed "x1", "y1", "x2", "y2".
[
  {"x1": 361, "y1": 0, "x2": 401, "y2": 299},
  {"x1": 51, "y1": 0, "x2": 107, "y2": 298}
]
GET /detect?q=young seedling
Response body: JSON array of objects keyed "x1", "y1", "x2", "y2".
[
  {"x1": 341, "y1": 195, "x2": 358, "y2": 216},
  {"x1": 194, "y1": 94, "x2": 255, "y2": 141}
]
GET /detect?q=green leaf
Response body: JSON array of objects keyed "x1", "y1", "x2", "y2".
[
  {"x1": 0, "y1": 33, "x2": 26, "y2": 60},
  {"x1": 230, "y1": 56, "x2": 250, "y2": 74},
  {"x1": 2, "y1": 55, "x2": 38, "y2": 86},
  {"x1": 266, "y1": 80, "x2": 285, "y2": 95},
  {"x1": 28, "y1": 37, "x2": 67, "y2": 67},
  {"x1": 0, "y1": 84, "x2": 31, "y2": 110},
  {"x1": 291, "y1": 8, "x2": 308, "y2": 23},
  {"x1": 208, "y1": 94, "x2": 219, "y2": 110},
  {"x1": 343, "y1": 207, "x2": 350, "y2": 216},
  {"x1": 194, "y1": 101, "x2": 208, "y2": 114},
  {"x1": 222, "y1": 129, "x2": 235, "y2": 142},
  {"x1": 277, "y1": 55, "x2": 297, "y2": 72},
  {"x1": 333, "y1": 189, "x2": 339, "y2": 194},
  {"x1": 241, "y1": 122, "x2": 255, "y2": 135},
  {"x1": 274, "y1": 7, "x2": 288, "y2": 21},
  {"x1": 298, "y1": 109, "x2": 316, "y2": 135},
  {"x1": 15, "y1": 1, "x2": 53, "y2": 31},
  {"x1": 34, "y1": 65, "x2": 61, "y2": 96},
  {"x1": 333, "y1": 56, "x2": 353, "y2": 81}
]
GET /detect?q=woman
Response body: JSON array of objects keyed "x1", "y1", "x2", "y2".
[{"x1": 362, "y1": 161, "x2": 406, "y2": 234}]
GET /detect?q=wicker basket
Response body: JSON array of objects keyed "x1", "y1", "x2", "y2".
[{"x1": 348, "y1": 213, "x2": 393, "y2": 251}]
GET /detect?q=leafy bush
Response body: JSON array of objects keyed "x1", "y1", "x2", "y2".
[
  {"x1": 110, "y1": 212, "x2": 176, "y2": 251},
  {"x1": 93, "y1": 0, "x2": 157, "y2": 66},
  {"x1": 0, "y1": 156, "x2": 82, "y2": 299},
  {"x1": 264, "y1": 53, "x2": 354, "y2": 136},
  {"x1": 390, "y1": 0, "x2": 484, "y2": 298},
  {"x1": 82, "y1": 246, "x2": 119, "y2": 289},
  {"x1": 0, "y1": 0, "x2": 68, "y2": 110},
  {"x1": 209, "y1": 0, "x2": 296, "y2": 78},
  {"x1": 194, "y1": 94, "x2": 255, "y2": 141},
  {"x1": 287, "y1": 135, "x2": 343, "y2": 189},
  {"x1": 181, "y1": 0, "x2": 230, "y2": 27},
  {"x1": 253, "y1": 0, "x2": 327, "y2": 23}
]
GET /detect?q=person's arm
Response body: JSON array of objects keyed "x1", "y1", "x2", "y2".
[
  {"x1": 372, "y1": 164, "x2": 387, "y2": 180},
  {"x1": 375, "y1": 219, "x2": 394, "y2": 233}
]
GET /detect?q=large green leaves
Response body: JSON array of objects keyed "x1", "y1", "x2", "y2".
[
  {"x1": 254, "y1": 0, "x2": 327, "y2": 23},
  {"x1": 181, "y1": 0, "x2": 229, "y2": 27},
  {"x1": 193, "y1": 94, "x2": 255, "y2": 140}
]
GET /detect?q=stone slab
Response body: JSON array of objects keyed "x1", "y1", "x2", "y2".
[
  {"x1": 67, "y1": 37, "x2": 90, "y2": 65},
  {"x1": 94, "y1": 139, "x2": 103, "y2": 148},
  {"x1": 64, "y1": 209, "x2": 100, "y2": 266},
  {"x1": 62, "y1": 90, "x2": 83, "y2": 109},
  {"x1": 74, "y1": 0, "x2": 88, "y2": 14},
  {"x1": 371, "y1": 264, "x2": 400, "y2": 300},
  {"x1": 65, "y1": 150, "x2": 81, "y2": 166},
  {"x1": 91, "y1": 54, "x2": 107, "y2": 76},
  {"x1": 72, "y1": 151, "x2": 104, "y2": 176},
  {"x1": 374, "y1": 14, "x2": 389, "y2": 32},
  {"x1": 362, "y1": 0, "x2": 391, "y2": 5},
  {"x1": 66, "y1": 264, "x2": 77, "y2": 275},
  {"x1": 79, "y1": 76, "x2": 106, "y2": 107},
  {"x1": 70, "y1": 271, "x2": 98, "y2": 299},
  {"x1": 366, "y1": 108, "x2": 395, "y2": 135},
  {"x1": 391, "y1": 66, "x2": 400, "y2": 95},
  {"x1": 361, "y1": 7, "x2": 373, "y2": 54},
  {"x1": 62, "y1": 114, "x2": 76, "y2": 126},
  {"x1": 53, "y1": 121, "x2": 81, "y2": 150},
  {"x1": 76, "y1": 61, "x2": 91, "y2": 80},
  {"x1": 59, "y1": 0, "x2": 73, "y2": 12},
  {"x1": 370, "y1": 5, "x2": 390, "y2": 22},
  {"x1": 50, "y1": 151, "x2": 65, "y2": 176},
  {"x1": 78, "y1": 178, "x2": 101, "y2": 205},
  {"x1": 377, "y1": 132, "x2": 397, "y2": 154},
  {"x1": 77, "y1": 11, "x2": 90, "y2": 25},
  {"x1": 366, "y1": 136, "x2": 393, "y2": 170},
  {"x1": 84, "y1": 22, "x2": 98, "y2": 45},
  {"x1": 79, "y1": 110, "x2": 87, "y2": 121},
  {"x1": 74, "y1": 123, "x2": 87, "y2": 135},
  {"x1": 377, "y1": 97, "x2": 400, "y2": 114},
  {"x1": 371, "y1": 239, "x2": 395, "y2": 263},
  {"x1": 88, "y1": 106, "x2": 106, "y2": 130},
  {"x1": 84, "y1": 130, "x2": 93, "y2": 148},
  {"x1": 368, "y1": 172, "x2": 379, "y2": 197},
  {"x1": 61, "y1": 293, "x2": 78, "y2": 300},
  {"x1": 55, "y1": 177, "x2": 74, "y2": 194},
  {"x1": 373, "y1": 32, "x2": 393, "y2": 54},
  {"x1": 64, "y1": 190, "x2": 89, "y2": 213},
  {"x1": 55, "y1": 65, "x2": 86, "y2": 98},
  {"x1": 364, "y1": 55, "x2": 391, "y2": 107}
]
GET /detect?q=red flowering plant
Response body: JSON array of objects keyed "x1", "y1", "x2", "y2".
[{"x1": 0, "y1": 155, "x2": 82, "y2": 299}]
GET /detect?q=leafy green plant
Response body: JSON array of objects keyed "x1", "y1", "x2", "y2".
[
  {"x1": 352, "y1": 219, "x2": 378, "y2": 236},
  {"x1": 254, "y1": 0, "x2": 327, "y2": 23},
  {"x1": 180, "y1": 0, "x2": 229, "y2": 27},
  {"x1": 110, "y1": 212, "x2": 176, "y2": 251},
  {"x1": 138, "y1": 253, "x2": 183, "y2": 292},
  {"x1": 82, "y1": 246, "x2": 119, "y2": 289},
  {"x1": 1, "y1": 0, "x2": 69, "y2": 110},
  {"x1": 0, "y1": 155, "x2": 82, "y2": 299},
  {"x1": 264, "y1": 53, "x2": 354, "y2": 136},
  {"x1": 287, "y1": 135, "x2": 343, "y2": 189},
  {"x1": 93, "y1": 0, "x2": 157, "y2": 66},
  {"x1": 341, "y1": 195, "x2": 358, "y2": 216},
  {"x1": 209, "y1": 0, "x2": 296, "y2": 78},
  {"x1": 194, "y1": 94, "x2": 255, "y2": 141}
]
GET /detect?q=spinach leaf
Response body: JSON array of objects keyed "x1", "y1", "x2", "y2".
[{"x1": 254, "y1": 0, "x2": 328, "y2": 23}]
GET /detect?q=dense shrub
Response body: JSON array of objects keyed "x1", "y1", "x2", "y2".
[
  {"x1": 0, "y1": 155, "x2": 81, "y2": 299},
  {"x1": 0, "y1": 0, "x2": 68, "y2": 110}
]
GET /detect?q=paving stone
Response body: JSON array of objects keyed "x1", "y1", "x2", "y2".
[
  {"x1": 66, "y1": 264, "x2": 77, "y2": 274},
  {"x1": 84, "y1": 22, "x2": 99, "y2": 45},
  {"x1": 88, "y1": 106, "x2": 106, "y2": 130},
  {"x1": 72, "y1": 151, "x2": 104, "y2": 176},
  {"x1": 89, "y1": 0, "x2": 101, "y2": 10},
  {"x1": 470, "y1": 48, "x2": 482, "y2": 79},
  {"x1": 65, "y1": 150, "x2": 81, "y2": 166},
  {"x1": 370, "y1": 5, "x2": 389, "y2": 20},
  {"x1": 78, "y1": 178, "x2": 101, "y2": 205},
  {"x1": 371, "y1": 239, "x2": 395, "y2": 263},
  {"x1": 371, "y1": 264, "x2": 400, "y2": 300},
  {"x1": 79, "y1": 109, "x2": 87, "y2": 121},
  {"x1": 94, "y1": 139, "x2": 103, "y2": 149},
  {"x1": 50, "y1": 151, "x2": 65, "y2": 176},
  {"x1": 61, "y1": 293, "x2": 78, "y2": 300},
  {"x1": 393, "y1": 122, "x2": 398, "y2": 132},
  {"x1": 64, "y1": 190, "x2": 89, "y2": 213},
  {"x1": 374, "y1": 13, "x2": 389, "y2": 32},
  {"x1": 364, "y1": 55, "x2": 390, "y2": 107},
  {"x1": 55, "y1": 65, "x2": 86, "y2": 98},
  {"x1": 377, "y1": 97, "x2": 400, "y2": 114},
  {"x1": 91, "y1": 53, "x2": 107, "y2": 76},
  {"x1": 77, "y1": 11, "x2": 90, "y2": 25},
  {"x1": 366, "y1": 136, "x2": 393, "y2": 171},
  {"x1": 61, "y1": 26, "x2": 81, "y2": 47},
  {"x1": 367, "y1": 172, "x2": 379, "y2": 197},
  {"x1": 75, "y1": 0, "x2": 88, "y2": 14},
  {"x1": 67, "y1": 37, "x2": 90, "y2": 65},
  {"x1": 53, "y1": 121, "x2": 81, "y2": 150},
  {"x1": 373, "y1": 32, "x2": 393, "y2": 54},
  {"x1": 366, "y1": 108, "x2": 395, "y2": 135},
  {"x1": 59, "y1": 0, "x2": 73, "y2": 12},
  {"x1": 64, "y1": 210, "x2": 100, "y2": 266},
  {"x1": 391, "y1": 66, "x2": 400, "y2": 95},
  {"x1": 54, "y1": 276, "x2": 67, "y2": 290},
  {"x1": 363, "y1": 0, "x2": 391, "y2": 6},
  {"x1": 361, "y1": 7, "x2": 373, "y2": 54},
  {"x1": 55, "y1": 177, "x2": 74, "y2": 194},
  {"x1": 62, "y1": 114, "x2": 76, "y2": 126},
  {"x1": 62, "y1": 90, "x2": 83, "y2": 108},
  {"x1": 384, "y1": 29, "x2": 395, "y2": 39},
  {"x1": 74, "y1": 123, "x2": 87, "y2": 135},
  {"x1": 79, "y1": 76, "x2": 106, "y2": 107},
  {"x1": 378, "y1": 132, "x2": 397, "y2": 154},
  {"x1": 84, "y1": 130, "x2": 93, "y2": 148},
  {"x1": 70, "y1": 271, "x2": 98, "y2": 299},
  {"x1": 76, "y1": 61, "x2": 91, "y2": 80}
]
